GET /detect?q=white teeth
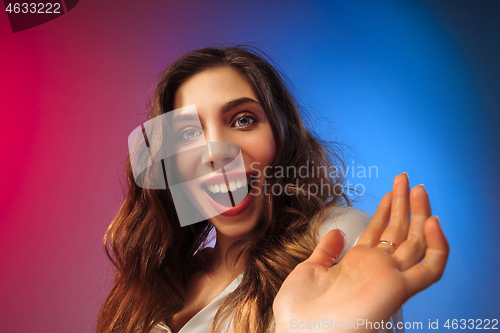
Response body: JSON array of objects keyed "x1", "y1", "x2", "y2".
[{"x1": 206, "y1": 177, "x2": 249, "y2": 194}]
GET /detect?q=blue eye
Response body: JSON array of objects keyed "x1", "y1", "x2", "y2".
[
  {"x1": 179, "y1": 128, "x2": 202, "y2": 141},
  {"x1": 233, "y1": 116, "x2": 255, "y2": 128}
]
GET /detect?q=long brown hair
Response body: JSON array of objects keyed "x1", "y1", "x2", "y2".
[{"x1": 98, "y1": 45, "x2": 350, "y2": 333}]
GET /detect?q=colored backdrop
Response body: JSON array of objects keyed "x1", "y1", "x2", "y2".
[{"x1": 1, "y1": 0, "x2": 499, "y2": 332}]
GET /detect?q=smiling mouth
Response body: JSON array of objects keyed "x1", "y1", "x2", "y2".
[{"x1": 202, "y1": 175, "x2": 254, "y2": 208}]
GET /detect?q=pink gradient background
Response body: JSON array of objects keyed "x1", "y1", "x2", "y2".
[
  {"x1": 0, "y1": 2, "x2": 188, "y2": 331},
  {"x1": 1, "y1": 1, "x2": 499, "y2": 332}
]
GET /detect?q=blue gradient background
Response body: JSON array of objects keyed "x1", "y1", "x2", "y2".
[{"x1": 1, "y1": 0, "x2": 498, "y2": 331}]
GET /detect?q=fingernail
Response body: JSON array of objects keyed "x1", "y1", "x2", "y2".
[
  {"x1": 417, "y1": 183, "x2": 425, "y2": 188},
  {"x1": 434, "y1": 215, "x2": 440, "y2": 224},
  {"x1": 402, "y1": 172, "x2": 409, "y2": 179}
]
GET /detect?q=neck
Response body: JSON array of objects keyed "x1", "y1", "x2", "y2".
[{"x1": 209, "y1": 232, "x2": 246, "y2": 278}]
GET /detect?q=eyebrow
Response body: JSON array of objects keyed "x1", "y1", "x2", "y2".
[
  {"x1": 171, "y1": 97, "x2": 260, "y2": 124},
  {"x1": 171, "y1": 113, "x2": 199, "y2": 124},
  {"x1": 222, "y1": 97, "x2": 260, "y2": 114}
]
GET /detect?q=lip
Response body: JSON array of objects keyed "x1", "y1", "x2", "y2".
[{"x1": 202, "y1": 180, "x2": 255, "y2": 217}]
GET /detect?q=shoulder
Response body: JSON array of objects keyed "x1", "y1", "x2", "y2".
[{"x1": 315, "y1": 206, "x2": 372, "y2": 260}]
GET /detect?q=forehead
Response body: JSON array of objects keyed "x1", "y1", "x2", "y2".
[{"x1": 173, "y1": 66, "x2": 259, "y2": 110}]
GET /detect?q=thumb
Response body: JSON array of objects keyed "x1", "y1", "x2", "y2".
[{"x1": 305, "y1": 229, "x2": 346, "y2": 267}]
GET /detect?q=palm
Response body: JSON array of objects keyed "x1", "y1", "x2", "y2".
[{"x1": 274, "y1": 174, "x2": 449, "y2": 333}]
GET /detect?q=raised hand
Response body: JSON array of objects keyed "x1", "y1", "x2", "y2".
[{"x1": 273, "y1": 173, "x2": 449, "y2": 332}]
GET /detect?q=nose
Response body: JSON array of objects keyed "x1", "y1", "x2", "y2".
[{"x1": 201, "y1": 141, "x2": 240, "y2": 171}]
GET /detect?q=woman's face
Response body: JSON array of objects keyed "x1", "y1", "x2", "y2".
[{"x1": 172, "y1": 66, "x2": 276, "y2": 239}]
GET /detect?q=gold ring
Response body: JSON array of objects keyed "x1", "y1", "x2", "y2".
[{"x1": 379, "y1": 240, "x2": 397, "y2": 248}]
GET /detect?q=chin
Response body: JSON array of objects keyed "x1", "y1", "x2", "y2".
[{"x1": 210, "y1": 214, "x2": 260, "y2": 240}]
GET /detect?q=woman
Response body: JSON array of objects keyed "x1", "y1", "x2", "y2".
[{"x1": 98, "y1": 46, "x2": 448, "y2": 333}]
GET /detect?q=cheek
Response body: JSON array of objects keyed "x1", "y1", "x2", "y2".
[
  {"x1": 247, "y1": 132, "x2": 276, "y2": 167},
  {"x1": 261, "y1": 144, "x2": 276, "y2": 167},
  {"x1": 175, "y1": 154, "x2": 198, "y2": 183},
  {"x1": 262, "y1": 131, "x2": 277, "y2": 165}
]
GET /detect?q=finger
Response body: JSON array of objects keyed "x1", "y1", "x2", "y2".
[
  {"x1": 393, "y1": 185, "x2": 430, "y2": 270},
  {"x1": 379, "y1": 173, "x2": 410, "y2": 249},
  {"x1": 305, "y1": 229, "x2": 346, "y2": 267},
  {"x1": 357, "y1": 191, "x2": 393, "y2": 246},
  {"x1": 402, "y1": 216, "x2": 449, "y2": 297}
]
